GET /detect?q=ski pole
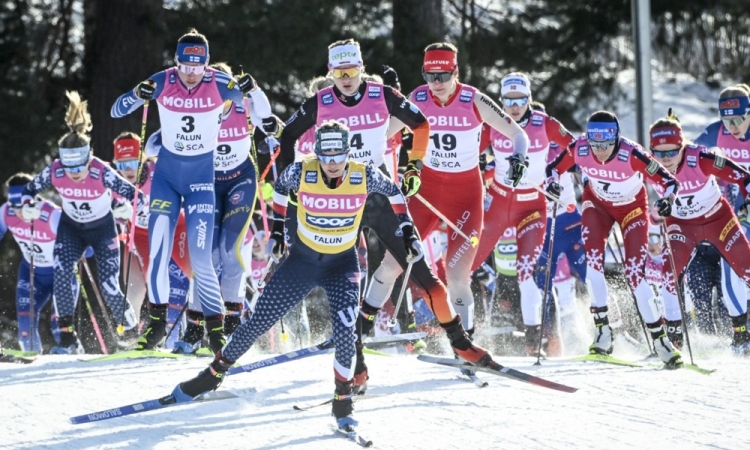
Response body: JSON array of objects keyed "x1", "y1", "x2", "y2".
[
  {"x1": 81, "y1": 258, "x2": 117, "y2": 341},
  {"x1": 29, "y1": 219, "x2": 36, "y2": 352},
  {"x1": 413, "y1": 193, "x2": 478, "y2": 247},
  {"x1": 164, "y1": 295, "x2": 190, "y2": 345},
  {"x1": 388, "y1": 261, "x2": 414, "y2": 328},
  {"x1": 75, "y1": 266, "x2": 107, "y2": 354},
  {"x1": 660, "y1": 222, "x2": 695, "y2": 365},
  {"x1": 535, "y1": 201, "x2": 558, "y2": 365},
  {"x1": 121, "y1": 97, "x2": 149, "y2": 333}
]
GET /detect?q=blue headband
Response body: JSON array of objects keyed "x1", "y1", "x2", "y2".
[
  {"x1": 719, "y1": 96, "x2": 750, "y2": 117},
  {"x1": 175, "y1": 42, "x2": 209, "y2": 64},
  {"x1": 587, "y1": 122, "x2": 618, "y2": 141},
  {"x1": 7, "y1": 185, "x2": 25, "y2": 206}
]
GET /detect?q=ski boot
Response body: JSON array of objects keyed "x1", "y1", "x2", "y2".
[
  {"x1": 589, "y1": 306, "x2": 613, "y2": 355},
  {"x1": 666, "y1": 319, "x2": 683, "y2": 349},
  {"x1": 137, "y1": 303, "x2": 168, "y2": 350},
  {"x1": 454, "y1": 327, "x2": 477, "y2": 376},
  {"x1": 730, "y1": 314, "x2": 750, "y2": 356},
  {"x1": 332, "y1": 379, "x2": 358, "y2": 430},
  {"x1": 442, "y1": 315, "x2": 492, "y2": 367},
  {"x1": 172, "y1": 351, "x2": 234, "y2": 402},
  {"x1": 648, "y1": 319, "x2": 682, "y2": 366},
  {"x1": 50, "y1": 316, "x2": 84, "y2": 355},
  {"x1": 172, "y1": 310, "x2": 205, "y2": 354},
  {"x1": 205, "y1": 314, "x2": 227, "y2": 355}
]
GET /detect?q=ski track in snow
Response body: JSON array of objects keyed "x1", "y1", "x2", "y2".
[{"x1": 1, "y1": 348, "x2": 749, "y2": 450}]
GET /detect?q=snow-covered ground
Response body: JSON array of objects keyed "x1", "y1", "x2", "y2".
[
  {"x1": 0, "y1": 67, "x2": 742, "y2": 450},
  {"x1": 1, "y1": 334, "x2": 748, "y2": 450}
]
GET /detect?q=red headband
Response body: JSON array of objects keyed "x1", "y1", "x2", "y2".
[
  {"x1": 649, "y1": 126, "x2": 683, "y2": 149},
  {"x1": 423, "y1": 49, "x2": 457, "y2": 72},
  {"x1": 114, "y1": 138, "x2": 141, "y2": 160}
]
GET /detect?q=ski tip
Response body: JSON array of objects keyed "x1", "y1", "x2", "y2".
[{"x1": 292, "y1": 405, "x2": 304, "y2": 411}]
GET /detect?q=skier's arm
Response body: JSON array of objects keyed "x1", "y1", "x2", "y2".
[
  {"x1": 474, "y1": 91, "x2": 529, "y2": 158},
  {"x1": 545, "y1": 141, "x2": 577, "y2": 181},
  {"x1": 698, "y1": 150, "x2": 750, "y2": 199},
  {"x1": 271, "y1": 162, "x2": 303, "y2": 219},
  {"x1": 384, "y1": 88, "x2": 430, "y2": 162},
  {"x1": 22, "y1": 166, "x2": 53, "y2": 201},
  {"x1": 110, "y1": 72, "x2": 167, "y2": 118},
  {"x1": 279, "y1": 96, "x2": 319, "y2": 172},
  {"x1": 545, "y1": 116, "x2": 575, "y2": 149},
  {"x1": 101, "y1": 163, "x2": 138, "y2": 202},
  {"x1": 693, "y1": 121, "x2": 721, "y2": 149},
  {"x1": 364, "y1": 165, "x2": 410, "y2": 225}
]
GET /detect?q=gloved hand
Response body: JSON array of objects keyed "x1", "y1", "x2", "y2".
[
  {"x1": 237, "y1": 73, "x2": 258, "y2": 94},
  {"x1": 381, "y1": 65, "x2": 401, "y2": 91},
  {"x1": 546, "y1": 180, "x2": 562, "y2": 200},
  {"x1": 654, "y1": 195, "x2": 674, "y2": 217},
  {"x1": 401, "y1": 159, "x2": 423, "y2": 197},
  {"x1": 267, "y1": 219, "x2": 286, "y2": 262},
  {"x1": 401, "y1": 224, "x2": 424, "y2": 263},
  {"x1": 21, "y1": 202, "x2": 41, "y2": 221},
  {"x1": 135, "y1": 81, "x2": 156, "y2": 101},
  {"x1": 479, "y1": 153, "x2": 488, "y2": 172},
  {"x1": 506, "y1": 153, "x2": 528, "y2": 187},
  {"x1": 112, "y1": 202, "x2": 133, "y2": 220},
  {"x1": 262, "y1": 116, "x2": 281, "y2": 138}
]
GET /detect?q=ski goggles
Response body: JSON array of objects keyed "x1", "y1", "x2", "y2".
[
  {"x1": 331, "y1": 67, "x2": 361, "y2": 79},
  {"x1": 115, "y1": 160, "x2": 140, "y2": 171},
  {"x1": 588, "y1": 139, "x2": 616, "y2": 150},
  {"x1": 721, "y1": 116, "x2": 746, "y2": 128},
  {"x1": 63, "y1": 165, "x2": 87, "y2": 173},
  {"x1": 318, "y1": 152, "x2": 349, "y2": 164},
  {"x1": 177, "y1": 63, "x2": 206, "y2": 75},
  {"x1": 648, "y1": 234, "x2": 662, "y2": 245},
  {"x1": 422, "y1": 70, "x2": 455, "y2": 84},
  {"x1": 501, "y1": 96, "x2": 529, "y2": 107},
  {"x1": 651, "y1": 148, "x2": 680, "y2": 159}
]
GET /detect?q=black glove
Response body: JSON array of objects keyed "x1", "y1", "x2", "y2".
[
  {"x1": 267, "y1": 219, "x2": 286, "y2": 262},
  {"x1": 237, "y1": 73, "x2": 258, "y2": 94},
  {"x1": 262, "y1": 116, "x2": 281, "y2": 138},
  {"x1": 506, "y1": 153, "x2": 528, "y2": 187},
  {"x1": 546, "y1": 181, "x2": 562, "y2": 200},
  {"x1": 401, "y1": 159, "x2": 422, "y2": 197},
  {"x1": 135, "y1": 81, "x2": 156, "y2": 101},
  {"x1": 479, "y1": 153, "x2": 488, "y2": 172},
  {"x1": 381, "y1": 65, "x2": 401, "y2": 91},
  {"x1": 401, "y1": 224, "x2": 423, "y2": 263},
  {"x1": 654, "y1": 196, "x2": 674, "y2": 217}
]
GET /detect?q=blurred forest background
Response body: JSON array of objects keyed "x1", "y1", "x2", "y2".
[{"x1": 1, "y1": 0, "x2": 749, "y2": 346}]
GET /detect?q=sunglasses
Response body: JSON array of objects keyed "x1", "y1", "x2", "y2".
[
  {"x1": 331, "y1": 67, "x2": 361, "y2": 79},
  {"x1": 116, "y1": 160, "x2": 140, "y2": 171},
  {"x1": 318, "y1": 152, "x2": 349, "y2": 164},
  {"x1": 651, "y1": 149, "x2": 680, "y2": 158},
  {"x1": 64, "y1": 165, "x2": 87, "y2": 173},
  {"x1": 177, "y1": 63, "x2": 206, "y2": 75},
  {"x1": 422, "y1": 70, "x2": 455, "y2": 84},
  {"x1": 588, "y1": 140, "x2": 615, "y2": 150},
  {"x1": 501, "y1": 96, "x2": 529, "y2": 107},
  {"x1": 722, "y1": 116, "x2": 746, "y2": 128}
]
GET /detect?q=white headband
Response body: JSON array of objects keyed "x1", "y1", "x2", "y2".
[
  {"x1": 501, "y1": 75, "x2": 531, "y2": 96},
  {"x1": 328, "y1": 44, "x2": 363, "y2": 69}
]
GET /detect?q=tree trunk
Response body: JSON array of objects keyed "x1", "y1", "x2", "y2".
[
  {"x1": 392, "y1": 0, "x2": 445, "y2": 93},
  {"x1": 84, "y1": 0, "x2": 165, "y2": 162}
]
